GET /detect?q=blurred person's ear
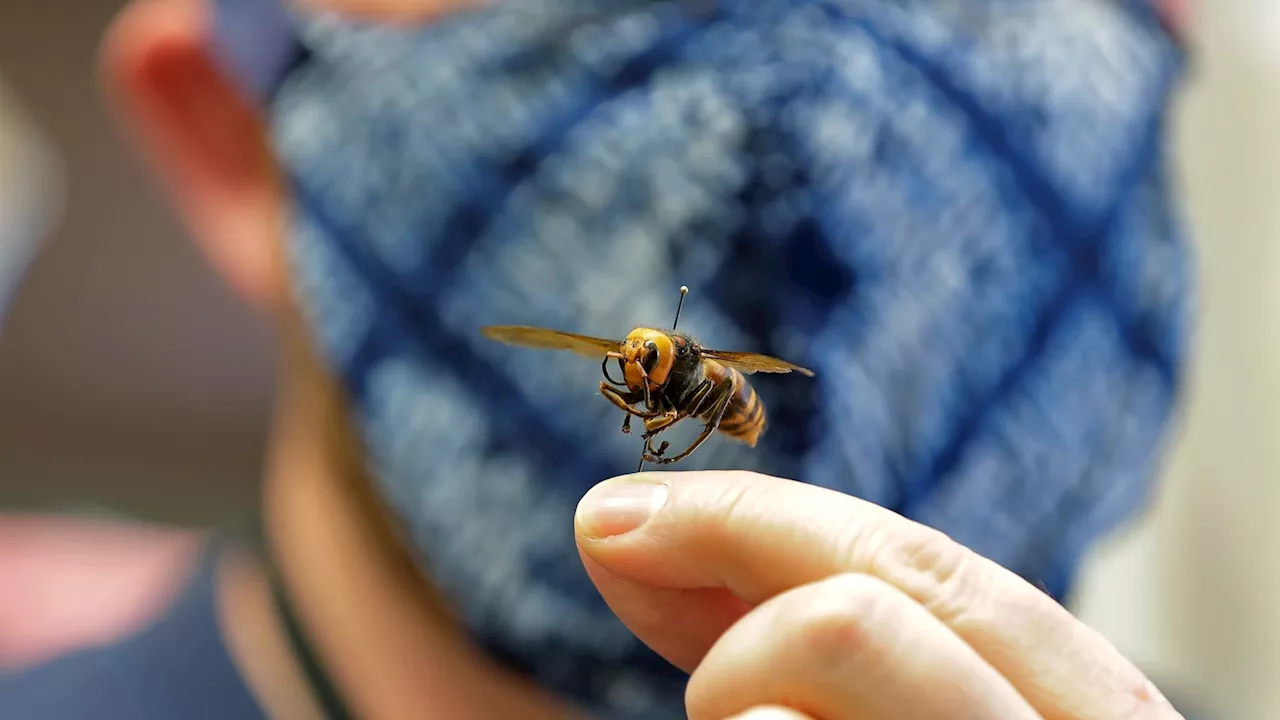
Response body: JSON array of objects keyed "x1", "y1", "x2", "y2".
[{"x1": 99, "y1": 0, "x2": 286, "y2": 311}]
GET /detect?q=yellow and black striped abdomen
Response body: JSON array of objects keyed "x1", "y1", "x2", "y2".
[{"x1": 706, "y1": 363, "x2": 766, "y2": 447}]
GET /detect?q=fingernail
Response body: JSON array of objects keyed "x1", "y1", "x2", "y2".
[{"x1": 577, "y1": 477, "x2": 670, "y2": 538}]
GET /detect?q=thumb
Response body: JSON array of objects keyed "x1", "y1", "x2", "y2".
[
  {"x1": 574, "y1": 470, "x2": 844, "y2": 672},
  {"x1": 573, "y1": 471, "x2": 1175, "y2": 720}
]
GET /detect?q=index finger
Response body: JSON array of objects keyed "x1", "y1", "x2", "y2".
[{"x1": 574, "y1": 470, "x2": 1178, "y2": 720}]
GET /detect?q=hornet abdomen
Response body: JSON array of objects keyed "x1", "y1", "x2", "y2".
[{"x1": 702, "y1": 360, "x2": 765, "y2": 447}]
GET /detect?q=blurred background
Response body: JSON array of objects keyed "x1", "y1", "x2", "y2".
[
  {"x1": 0, "y1": 1, "x2": 1277, "y2": 718},
  {"x1": 0, "y1": 0, "x2": 273, "y2": 526}
]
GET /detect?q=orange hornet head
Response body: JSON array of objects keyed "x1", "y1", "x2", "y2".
[{"x1": 609, "y1": 328, "x2": 677, "y2": 394}]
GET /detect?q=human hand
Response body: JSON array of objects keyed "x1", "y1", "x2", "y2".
[{"x1": 574, "y1": 471, "x2": 1183, "y2": 720}]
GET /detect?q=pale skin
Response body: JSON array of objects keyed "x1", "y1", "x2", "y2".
[{"x1": 95, "y1": 0, "x2": 1186, "y2": 718}]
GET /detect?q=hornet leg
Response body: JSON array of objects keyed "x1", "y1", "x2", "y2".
[
  {"x1": 600, "y1": 382, "x2": 654, "y2": 425},
  {"x1": 634, "y1": 379, "x2": 714, "y2": 471},
  {"x1": 643, "y1": 377, "x2": 735, "y2": 465},
  {"x1": 600, "y1": 382, "x2": 655, "y2": 438},
  {"x1": 641, "y1": 379, "x2": 713, "y2": 439},
  {"x1": 642, "y1": 410, "x2": 679, "y2": 437}
]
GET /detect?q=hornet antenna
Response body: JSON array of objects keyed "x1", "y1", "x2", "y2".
[{"x1": 672, "y1": 285, "x2": 689, "y2": 331}]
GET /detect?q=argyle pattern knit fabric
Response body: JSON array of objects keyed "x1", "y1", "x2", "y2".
[{"x1": 212, "y1": 0, "x2": 1190, "y2": 717}]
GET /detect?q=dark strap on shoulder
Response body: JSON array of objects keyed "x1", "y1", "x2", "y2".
[{"x1": 238, "y1": 510, "x2": 357, "y2": 720}]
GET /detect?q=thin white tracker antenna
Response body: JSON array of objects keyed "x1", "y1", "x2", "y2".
[{"x1": 671, "y1": 285, "x2": 689, "y2": 331}]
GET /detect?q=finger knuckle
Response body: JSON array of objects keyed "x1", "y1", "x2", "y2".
[
  {"x1": 689, "y1": 474, "x2": 757, "y2": 543},
  {"x1": 871, "y1": 521, "x2": 989, "y2": 623},
  {"x1": 783, "y1": 573, "x2": 901, "y2": 673}
]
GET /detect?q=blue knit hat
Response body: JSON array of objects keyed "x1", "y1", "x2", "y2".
[{"x1": 214, "y1": 0, "x2": 1190, "y2": 717}]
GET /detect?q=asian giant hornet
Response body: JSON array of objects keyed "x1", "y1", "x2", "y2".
[{"x1": 480, "y1": 286, "x2": 815, "y2": 471}]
